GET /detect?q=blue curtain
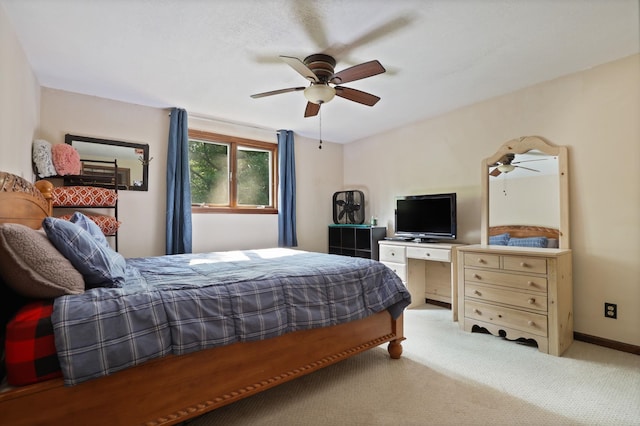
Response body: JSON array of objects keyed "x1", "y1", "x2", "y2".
[
  {"x1": 166, "y1": 108, "x2": 192, "y2": 254},
  {"x1": 278, "y1": 130, "x2": 297, "y2": 247}
]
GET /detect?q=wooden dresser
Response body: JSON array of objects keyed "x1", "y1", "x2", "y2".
[{"x1": 457, "y1": 244, "x2": 573, "y2": 356}]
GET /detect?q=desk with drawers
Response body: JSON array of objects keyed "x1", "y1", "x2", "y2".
[{"x1": 378, "y1": 240, "x2": 464, "y2": 320}]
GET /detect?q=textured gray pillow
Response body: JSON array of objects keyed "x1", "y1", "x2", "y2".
[{"x1": 0, "y1": 224, "x2": 84, "y2": 298}]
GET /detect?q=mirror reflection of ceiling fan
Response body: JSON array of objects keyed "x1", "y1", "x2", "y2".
[{"x1": 489, "y1": 153, "x2": 547, "y2": 177}]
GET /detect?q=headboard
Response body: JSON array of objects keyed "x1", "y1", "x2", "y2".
[
  {"x1": 489, "y1": 225, "x2": 560, "y2": 239},
  {"x1": 0, "y1": 172, "x2": 52, "y2": 229}
]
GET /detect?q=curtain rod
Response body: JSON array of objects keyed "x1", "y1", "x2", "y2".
[{"x1": 186, "y1": 112, "x2": 279, "y2": 133}]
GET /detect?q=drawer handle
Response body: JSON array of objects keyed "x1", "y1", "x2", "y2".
[
  {"x1": 527, "y1": 281, "x2": 535, "y2": 287},
  {"x1": 520, "y1": 262, "x2": 529, "y2": 268},
  {"x1": 477, "y1": 258, "x2": 485, "y2": 264},
  {"x1": 528, "y1": 320, "x2": 535, "y2": 327},
  {"x1": 473, "y1": 274, "x2": 481, "y2": 280},
  {"x1": 473, "y1": 308, "x2": 480, "y2": 314},
  {"x1": 425, "y1": 252, "x2": 431, "y2": 257},
  {"x1": 391, "y1": 252, "x2": 395, "y2": 256},
  {"x1": 474, "y1": 290, "x2": 481, "y2": 296},
  {"x1": 528, "y1": 298, "x2": 536, "y2": 304}
]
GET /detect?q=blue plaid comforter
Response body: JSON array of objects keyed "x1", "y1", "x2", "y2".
[{"x1": 51, "y1": 248, "x2": 411, "y2": 386}]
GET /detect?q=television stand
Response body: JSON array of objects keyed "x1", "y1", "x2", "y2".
[{"x1": 378, "y1": 240, "x2": 465, "y2": 321}]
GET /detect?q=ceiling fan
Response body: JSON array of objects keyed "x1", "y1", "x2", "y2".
[
  {"x1": 250, "y1": 53, "x2": 385, "y2": 117},
  {"x1": 489, "y1": 153, "x2": 546, "y2": 177}
]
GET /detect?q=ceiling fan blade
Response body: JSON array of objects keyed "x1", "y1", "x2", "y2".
[
  {"x1": 330, "y1": 60, "x2": 386, "y2": 84},
  {"x1": 328, "y1": 15, "x2": 414, "y2": 58},
  {"x1": 280, "y1": 56, "x2": 319, "y2": 82},
  {"x1": 250, "y1": 87, "x2": 306, "y2": 98},
  {"x1": 512, "y1": 158, "x2": 547, "y2": 165},
  {"x1": 291, "y1": 1, "x2": 329, "y2": 49},
  {"x1": 304, "y1": 102, "x2": 320, "y2": 117},
  {"x1": 335, "y1": 86, "x2": 380, "y2": 106},
  {"x1": 515, "y1": 165, "x2": 540, "y2": 172},
  {"x1": 490, "y1": 168, "x2": 502, "y2": 177}
]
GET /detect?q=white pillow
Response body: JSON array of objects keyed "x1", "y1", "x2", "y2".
[{"x1": 32, "y1": 139, "x2": 57, "y2": 178}]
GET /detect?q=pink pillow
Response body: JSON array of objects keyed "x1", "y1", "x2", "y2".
[{"x1": 51, "y1": 144, "x2": 81, "y2": 175}]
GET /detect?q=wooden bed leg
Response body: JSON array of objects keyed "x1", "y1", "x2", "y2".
[{"x1": 387, "y1": 337, "x2": 405, "y2": 359}]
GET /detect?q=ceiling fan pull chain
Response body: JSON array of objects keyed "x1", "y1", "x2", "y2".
[{"x1": 318, "y1": 107, "x2": 323, "y2": 150}]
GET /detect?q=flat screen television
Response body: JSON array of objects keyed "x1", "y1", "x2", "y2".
[{"x1": 394, "y1": 193, "x2": 457, "y2": 242}]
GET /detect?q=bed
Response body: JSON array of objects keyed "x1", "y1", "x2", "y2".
[{"x1": 0, "y1": 171, "x2": 410, "y2": 426}]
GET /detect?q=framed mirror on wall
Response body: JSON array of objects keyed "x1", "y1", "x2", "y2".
[
  {"x1": 480, "y1": 136, "x2": 570, "y2": 249},
  {"x1": 65, "y1": 134, "x2": 150, "y2": 191}
]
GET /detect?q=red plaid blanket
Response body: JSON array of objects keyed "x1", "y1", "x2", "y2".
[{"x1": 5, "y1": 300, "x2": 61, "y2": 386}]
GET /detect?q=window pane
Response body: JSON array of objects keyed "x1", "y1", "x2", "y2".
[
  {"x1": 189, "y1": 140, "x2": 229, "y2": 205},
  {"x1": 237, "y1": 148, "x2": 271, "y2": 206}
]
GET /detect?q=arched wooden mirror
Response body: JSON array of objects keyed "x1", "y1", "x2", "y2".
[{"x1": 480, "y1": 136, "x2": 570, "y2": 249}]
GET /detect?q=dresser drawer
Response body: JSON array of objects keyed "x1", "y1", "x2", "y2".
[
  {"x1": 464, "y1": 268, "x2": 547, "y2": 292},
  {"x1": 379, "y1": 245, "x2": 406, "y2": 263},
  {"x1": 465, "y1": 300, "x2": 548, "y2": 337},
  {"x1": 463, "y1": 253, "x2": 500, "y2": 269},
  {"x1": 381, "y1": 261, "x2": 406, "y2": 282},
  {"x1": 465, "y1": 283, "x2": 547, "y2": 312},
  {"x1": 406, "y1": 246, "x2": 450, "y2": 262},
  {"x1": 503, "y1": 256, "x2": 547, "y2": 274}
]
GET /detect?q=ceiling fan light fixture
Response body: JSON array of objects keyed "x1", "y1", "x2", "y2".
[
  {"x1": 498, "y1": 164, "x2": 516, "y2": 173},
  {"x1": 304, "y1": 84, "x2": 336, "y2": 104}
]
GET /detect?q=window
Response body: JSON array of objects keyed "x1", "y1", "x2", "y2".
[{"x1": 188, "y1": 130, "x2": 277, "y2": 214}]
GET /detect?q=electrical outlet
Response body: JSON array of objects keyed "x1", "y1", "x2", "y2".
[{"x1": 604, "y1": 302, "x2": 617, "y2": 319}]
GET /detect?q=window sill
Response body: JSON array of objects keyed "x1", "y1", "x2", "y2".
[{"x1": 192, "y1": 206, "x2": 278, "y2": 214}]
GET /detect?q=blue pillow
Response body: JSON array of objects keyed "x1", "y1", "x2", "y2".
[
  {"x1": 507, "y1": 236, "x2": 548, "y2": 248},
  {"x1": 42, "y1": 217, "x2": 126, "y2": 289},
  {"x1": 489, "y1": 233, "x2": 510, "y2": 246},
  {"x1": 70, "y1": 212, "x2": 110, "y2": 248}
]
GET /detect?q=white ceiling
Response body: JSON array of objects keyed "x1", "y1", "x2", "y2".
[{"x1": 2, "y1": 0, "x2": 638, "y2": 144}]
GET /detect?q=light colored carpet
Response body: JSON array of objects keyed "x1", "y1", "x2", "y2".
[{"x1": 187, "y1": 305, "x2": 640, "y2": 426}]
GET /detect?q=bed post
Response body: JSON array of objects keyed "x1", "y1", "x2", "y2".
[
  {"x1": 388, "y1": 314, "x2": 405, "y2": 359},
  {"x1": 34, "y1": 179, "x2": 53, "y2": 215}
]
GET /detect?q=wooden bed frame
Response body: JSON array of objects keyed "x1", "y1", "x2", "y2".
[{"x1": 0, "y1": 172, "x2": 405, "y2": 425}]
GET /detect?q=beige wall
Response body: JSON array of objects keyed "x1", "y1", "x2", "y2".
[
  {"x1": 294, "y1": 134, "x2": 344, "y2": 252},
  {"x1": 0, "y1": 5, "x2": 40, "y2": 175},
  {"x1": 38, "y1": 88, "x2": 168, "y2": 258},
  {"x1": 344, "y1": 54, "x2": 640, "y2": 346}
]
